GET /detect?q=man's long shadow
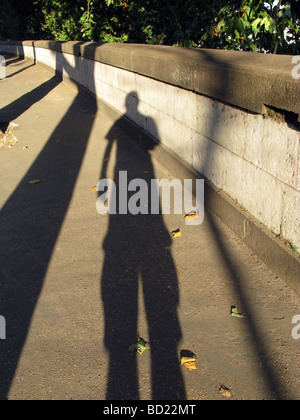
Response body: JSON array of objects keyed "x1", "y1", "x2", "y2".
[{"x1": 100, "y1": 92, "x2": 186, "y2": 400}]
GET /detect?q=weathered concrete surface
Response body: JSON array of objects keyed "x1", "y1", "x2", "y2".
[
  {"x1": 0, "y1": 58, "x2": 299, "y2": 401},
  {"x1": 1, "y1": 40, "x2": 299, "y2": 120}
]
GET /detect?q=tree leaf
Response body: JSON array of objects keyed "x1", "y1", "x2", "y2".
[
  {"x1": 216, "y1": 19, "x2": 226, "y2": 33},
  {"x1": 237, "y1": 18, "x2": 245, "y2": 35},
  {"x1": 251, "y1": 18, "x2": 262, "y2": 37}
]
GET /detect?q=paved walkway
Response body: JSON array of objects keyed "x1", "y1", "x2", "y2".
[{"x1": 0, "y1": 56, "x2": 299, "y2": 400}]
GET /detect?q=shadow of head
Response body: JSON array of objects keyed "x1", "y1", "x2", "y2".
[{"x1": 125, "y1": 91, "x2": 160, "y2": 152}]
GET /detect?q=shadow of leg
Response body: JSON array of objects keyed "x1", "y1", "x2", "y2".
[
  {"x1": 142, "y1": 248, "x2": 186, "y2": 400},
  {"x1": 101, "y1": 247, "x2": 140, "y2": 400}
]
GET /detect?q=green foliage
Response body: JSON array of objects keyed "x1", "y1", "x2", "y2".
[
  {"x1": 0, "y1": 0, "x2": 299, "y2": 54},
  {"x1": 200, "y1": 0, "x2": 300, "y2": 54},
  {"x1": 41, "y1": 0, "x2": 86, "y2": 40}
]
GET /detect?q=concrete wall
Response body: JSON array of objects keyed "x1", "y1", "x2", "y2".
[{"x1": 1, "y1": 40, "x2": 299, "y2": 291}]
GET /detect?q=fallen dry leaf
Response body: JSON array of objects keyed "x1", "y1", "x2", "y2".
[
  {"x1": 128, "y1": 336, "x2": 150, "y2": 355},
  {"x1": 29, "y1": 179, "x2": 41, "y2": 184},
  {"x1": 219, "y1": 385, "x2": 232, "y2": 398},
  {"x1": 181, "y1": 356, "x2": 196, "y2": 365},
  {"x1": 231, "y1": 305, "x2": 246, "y2": 318},
  {"x1": 171, "y1": 229, "x2": 181, "y2": 238},
  {"x1": 183, "y1": 361, "x2": 197, "y2": 371},
  {"x1": 0, "y1": 122, "x2": 18, "y2": 150},
  {"x1": 180, "y1": 352, "x2": 197, "y2": 371},
  {"x1": 184, "y1": 210, "x2": 201, "y2": 220}
]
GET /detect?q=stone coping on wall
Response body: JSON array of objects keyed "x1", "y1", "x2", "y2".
[{"x1": 1, "y1": 40, "x2": 299, "y2": 122}]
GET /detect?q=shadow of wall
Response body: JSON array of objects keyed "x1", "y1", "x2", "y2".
[{"x1": 193, "y1": 49, "x2": 288, "y2": 400}]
